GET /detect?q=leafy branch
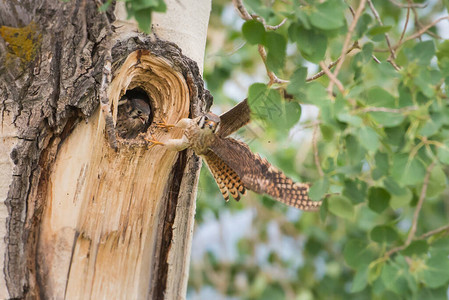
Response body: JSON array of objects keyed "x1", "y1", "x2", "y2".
[
  {"x1": 383, "y1": 162, "x2": 436, "y2": 259},
  {"x1": 232, "y1": 0, "x2": 288, "y2": 86}
]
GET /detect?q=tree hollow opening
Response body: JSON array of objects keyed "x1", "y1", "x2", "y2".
[{"x1": 116, "y1": 87, "x2": 153, "y2": 139}]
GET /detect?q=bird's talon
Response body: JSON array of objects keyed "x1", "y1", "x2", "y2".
[
  {"x1": 144, "y1": 136, "x2": 165, "y2": 149},
  {"x1": 154, "y1": 117, "x2": 175, "y2": 130}
]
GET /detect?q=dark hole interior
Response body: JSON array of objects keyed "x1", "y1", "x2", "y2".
[{"x1": 116, "y1": 87, "x2": 153, "y2": 139}]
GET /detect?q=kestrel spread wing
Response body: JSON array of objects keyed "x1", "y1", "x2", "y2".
[
  {"x1": 208, "y1": 137, "x2": 321, "y2": 211},
  {"x1": 202, "y1": 150, "x2": 246, "y2": 201},
  {"x1": 217, "y1": 98, "x2": 251, "y2": 137}
]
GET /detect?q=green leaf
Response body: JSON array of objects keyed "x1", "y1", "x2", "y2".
[
  {"x1": 309, "y1": 1, "x2": 345, "y2": 30},
  {"x1": 305, "y1": 82, "x2": 329, "y2": 107},
  {"x1": 134, "y1": 8, "x2": 153, "y2": 33},
  {"x1": 368, "y1": 111, "x2": 405, "y2": 127},
  {"x1": 337, "y1": 112, "x2": 363, "y2": 126},
  {"x1": 328, "y1": 195, "x2": 354, "y2": 220},
  {"x1": 414, "y1": 69, "x2": 436, "y2": 98},
  {"x1": 260, "y1": 283, "x2": 285, "y2": 300},
  {"x1": 263, "y1": 32, "x2": 286, "y2": 72},
  {"x1": 372, "y1": 152, "x2": 389, "y2": 180},
  {"x1": 391, "y1": 154, "x2": 426, "y2": 186},
  {"x1": 370, "y1": 225, "x2": 399, "y2": 244},
  {"x1": 320, "y1": 124, "x2": 334, "y2": 141},
  {"x1": 381, "y1": 261, "x2": 410, "y2": 294},
  {"x1": 419, "y1": 254, "x2": 449, "y2": 288},
  {"x1": 242, "y1": 20, "x2": 265, "y2": 45},
  {"x1": 437, "y1": 142, "x2": 449, "y2": 165},
  {"x1": 248, "y1": 83, "x2": 273, "y2": 120},
  {"x1": 292, "y1": 25, "x2": 327, "y2": 63},
  {"x1": 358, "y1": 126, "x2": 380, "y2": 152},
  {"x1": 132, "y1": 0, "x2": 165, "y2": 10},
  {"x1": 356, "y1": 14, "x2": 372, "y2": 39},
  {"x1": 248, "y1": 83, "x2": 269, "y2": 107},
  {"x1": 436, "y1": 40, "x2": 449, "y2": 62},
  {"x1": 422, "y1": 165, "x2": 446, "y2": 198},
  {"x1": 248, "y1": 84, "x2": 282, "y2": 121},
  {"x1": 343, "y1": 178, "x2": 367, "y2": 204},
  {"x1": 368, "y1": 25, "x2": 392, "y2": 36},
  {"x1": 345, "y1": 134, "x2": 366, "y2": 166},
  {"x1": 401, "y1": 240, "x2": 429, "y2": 256},
  {"x1": 368, "y1": 187, "x2": 390, "y2": 214},
  {"x1": 390, "y1": 187, "x2": 412, "y2": 209},
  {"x1": 309, "y1": 177, "x2": 329, "y2": 201},
  {"x1": 419, "y1": 119, "x2": 441, "y2": 137},
  {"x1": 99, "y1": 0, "x2": 112, "y2": 12},
  {"x1": 416, "y1": 287, "x2": 449, "y2": 300},
  {"x1": 286, "y1": 67, "x2": 307, "y2": 99},
  {"x1": 343, "y1": 239, "x2": 376, "y2": 269},
  {"x1": 429, "y1": 238, "x2": 449, "y2": 256},
  {"x1": 364, "y1": 87, "x2": 396, "y2": 107},
  {"x1": 351, "y1": 265, "x2": 369, "y2": 293},
  {"x1": 410, "y1": 41, "x2": 436, "y2": 66},
  {"x1": 361, "y1": 43, "x2": 374, "y2": 63}
]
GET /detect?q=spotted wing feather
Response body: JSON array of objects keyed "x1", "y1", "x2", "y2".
[
  {"x1": 209, "y1": 137, "x2": 321, "y2": 211},
  {"x1": 203, "y1": 150, "x2": 247, "y2": 202}
]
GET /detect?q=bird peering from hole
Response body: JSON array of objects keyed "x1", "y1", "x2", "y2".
[
  {"x1": 116, "y1": 91, "x2": 152, "y2": 139},
  {"x1": 148, "y1": 99, "x2": 321, "y2": 211}
]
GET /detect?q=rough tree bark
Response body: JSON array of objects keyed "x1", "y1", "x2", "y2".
[{"x1": 0, "y1": 0, "x2": 211, "y2": 299}]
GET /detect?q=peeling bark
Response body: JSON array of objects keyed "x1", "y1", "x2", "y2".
[{"x1": 0, "y1": 0, "x2": 211, "y2": 298}]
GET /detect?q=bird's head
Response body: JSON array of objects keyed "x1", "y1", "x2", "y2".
[
  {"x1": 196, "y1": 113, "x2": 220, "y2": 134},
  {"x1": 130, "y1": 98, "x2": 151, "y2": 124}
]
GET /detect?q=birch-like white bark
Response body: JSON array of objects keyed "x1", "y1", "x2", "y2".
[{"x1": 0, "y1": 114, "x2": 17, "y2": 297}]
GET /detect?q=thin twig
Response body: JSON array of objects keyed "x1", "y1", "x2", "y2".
[
  {"x1": 389, "y1": 0, "x2": 427, "y2": 8},
  {"x1": 400, "y1": 16, "x2": 449, "y2": 46},
  {"x1": 398, "y1": 5, "x2": 411, "y2": 44},
  {"x1": 258, "y1": 45, "x2": 288, "y2": 85},
  {"x1": 320, "y1": 61, "x2": 344, "y2": 97},
  {"x1": 232, "y1": 0, "x2": 252, "y2": 20},
  {"x1": 374, "y1": 16, "x2": 449, "y2": 53},
  {"x1": 328, "y1": 0, "x2": 367, "y2": 96},
  {"x1": 419, "y1": 224, "x2": 449, "y2": 239},
  {"x1": 232, "y1": 0, "x2": 288, "y2": 85},
  {"x1": 368, "y1": 0, "x2": 397, "y2": 59},
  {"x1": 307, "y1": 42, "x2": 359, "y2": 82},
  {"x1": 407, "y1": 0, "x2": 440, "y2": 40},
  {"x1": 346, "y1": 0, "x2": 356, "y2": 16},
  {"x1": 358, "y1": 106, "x2": 418, "y2": 113},
  {"x1": 406, "y1": 161, "x2": 435, "y2": 245},
  {"x1": 257, "y1": 17, "x2": 287, "y2": 30},
  {"x1": 306, "y1": 59, "x2": 340, "y2": 82},
  {"x1": 371, "y1": 55, "x2": 381, "y2": 64},
  {"x1": 313, "y1": 124, "x2": 324, "y2": 177},
  {"x1": 384, "y1": 161, "x2": 436, "y2": 258}
]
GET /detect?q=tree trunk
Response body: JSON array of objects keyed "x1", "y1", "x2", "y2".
[{"x1": 0, "y1": 0, "x2": 211, "y2": 299}]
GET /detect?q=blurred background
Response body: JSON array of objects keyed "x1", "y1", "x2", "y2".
[{"x1": 187, "y1": 0, "x2": 449, "y2": 299}]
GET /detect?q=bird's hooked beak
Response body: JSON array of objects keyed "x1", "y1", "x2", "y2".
[
  {"x1": 138, "y1": 116, "x2": 147, "y2": 124},
  {"x1": 205, "y1": 120, "x2": 216, "y2": 129}
]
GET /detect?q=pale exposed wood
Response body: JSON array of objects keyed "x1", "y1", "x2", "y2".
[{"x1": 37, "y1": 51, "x2": 190, "y2": 299}]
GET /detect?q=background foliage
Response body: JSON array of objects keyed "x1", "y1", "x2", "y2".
[
  {"x1": 190, "y1": 0, "x2": 449, "y2": 299},
  {"x1": 129, "y1": 0, "x2": 449, "y2": 298}
]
